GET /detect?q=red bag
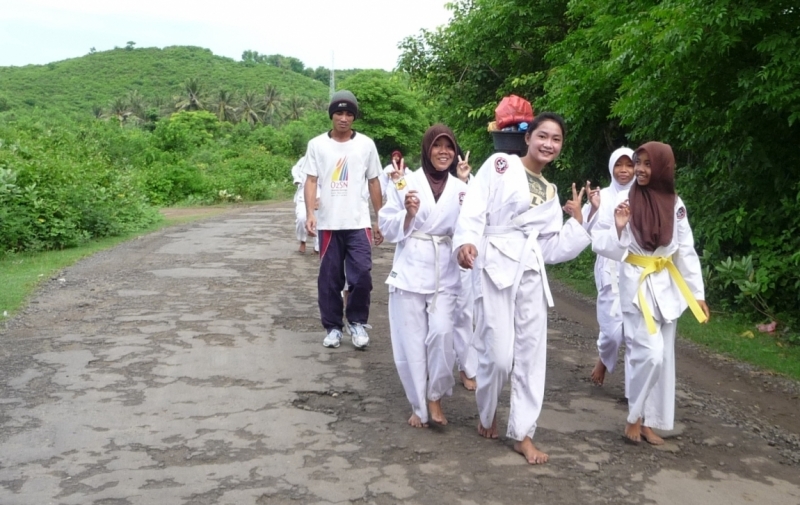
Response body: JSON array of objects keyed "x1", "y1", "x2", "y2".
[{"x1": 494, "y1": 95, "x2": 534, "y2": 130}]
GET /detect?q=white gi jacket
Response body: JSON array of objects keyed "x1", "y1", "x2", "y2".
[
  {"x1": 379, "y1": 169, "x2": 468, "y2": 297},
  {"x1": 291, "y1": 156, "x2": 307, "y2": 204},
  {"x1": 592, "y1": 192, "x2": 705, "y2": 322},
  {"x1": 453, "y1": 153, "x2": 593, "y2": 306}
]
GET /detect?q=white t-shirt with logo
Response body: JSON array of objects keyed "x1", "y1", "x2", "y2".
[{"x1": 303, "y1": 131, "x2": 382, "y2": 230}]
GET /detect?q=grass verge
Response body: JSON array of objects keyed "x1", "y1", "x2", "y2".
[
  {"x1": 548, "y1": 251, "x2": 800, "y2": 381},
  {"x1": 0, "y1": 205, "x2": 236, "y2": 321}
]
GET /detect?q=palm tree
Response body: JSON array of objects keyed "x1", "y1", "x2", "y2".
[
  {"x1": 210, "y1": 89, "x2": 238, "y2": 123},
  {"x1": 91, "y1": 105, "x2": 104, "y2": 119},
  {"x1": 107, "y1": 97, "x2": 131, "y2": 125},
  {"x1": 126, "y1": 90, "x2": 147, "y2": 121},
  {"x1": 174, "y1": 77, "x2": 205, "y2": 112},
  {"x1": 239, "y1": 90, "x2": 263, "y2": 126},
  {"x1": 284, "y1": 95, "x2": 306, "y2": 121},
  {"x1": 310, "y1": 97, "x2": 328, "y2": 112},
  {"x1": 262, "y1": 83, "x2": 282, "y2": 125}
]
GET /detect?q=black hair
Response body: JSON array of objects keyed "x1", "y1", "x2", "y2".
[{"x1": 525, "y1": 112, "x2": 566, "y2": 139}]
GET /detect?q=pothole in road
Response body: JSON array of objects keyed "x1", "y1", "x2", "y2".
[{"x1": 291, "y1": 390, "x2": 362, "y2": 417}]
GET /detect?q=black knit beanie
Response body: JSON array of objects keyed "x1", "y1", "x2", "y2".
[{"x1": 328, "y1": 90, "x2": 359, "y2": 119}]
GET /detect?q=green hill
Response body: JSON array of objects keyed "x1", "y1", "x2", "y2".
[{"x1": 0, "y1": 46, "x2": 329, "y2": 117}]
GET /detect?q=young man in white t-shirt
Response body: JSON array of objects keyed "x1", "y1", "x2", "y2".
[{"x1": 303, "y1": 90, "x2": 384, "y2": 350}]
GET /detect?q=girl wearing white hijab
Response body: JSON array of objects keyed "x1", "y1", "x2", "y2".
[{"x1": 583, "y1": 148, "x2": 635, "y2": 388}]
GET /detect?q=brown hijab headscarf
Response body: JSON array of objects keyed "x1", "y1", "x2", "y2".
[
  {"x1": 629, "y1": 142, "x2": 677, "y2": 251},
  {"x1": 421, "y1": 124, "x2": 458, "y2": 202}
]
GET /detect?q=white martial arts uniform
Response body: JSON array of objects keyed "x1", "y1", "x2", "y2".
[
  {"x1": 453, "y1": 173, "x2": 478, "y2": 379},
  {"x1": 453, "y1": 153, "x2": 594, "y2": 441},
  {"x1": 582, "y1": 148, "x2": 634, "y2": 395},
  {"x1": 592, "y1": 194, "x2": 705, "y2": 430},
  {"x1": 379, "y1": 169, "x2": 467, "y2": 424},
  {"x1": 291, "y1": 157, "x2": 319, "y2": 251}
]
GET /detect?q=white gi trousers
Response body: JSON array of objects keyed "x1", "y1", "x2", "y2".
[
  {"x1": 453, "y1": 268, "x2": 478, "y2": 378},
  {"x1": 596, "y1": 284, "x2": 631, "y2": 397},
  {"x1": 623, "y1": 312, "x2": 676, "y2": 430},
  {"x1": 388, "y1": 288, "x2": 457, "y2": 424},
  {"x1": 295, "y1": 199, "x2": 308, "y2": 243},
  {"x1": 474, "y1": 269, "x2": 548, "y2": 441}
]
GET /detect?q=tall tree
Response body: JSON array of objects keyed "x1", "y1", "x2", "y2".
[
  {"x1": 239, "y1": 90, "x2": 263, "y2": 126},
  {"x1": 284, "y1": 96, "x2": 306, "y2": 121},
  {"x1": 262, "y1": 84, "x2": 282, "y2": 125},
  {"x1": 174, "y1": 77, "x2": 205, "y2": 112},
  {"x1": 339, "y1": 70, "x2": 430, "y2": 158},
  {"x1": 209, "y1": 89, "x2": 238, "y2": 123}
]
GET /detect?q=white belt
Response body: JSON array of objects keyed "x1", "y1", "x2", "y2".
[
  {"x1": 483, "y1": 225, "x2": 554, "y2": 307},
  {"x1": 410, "y1": 231, "x2": 452, "y2": 313}
]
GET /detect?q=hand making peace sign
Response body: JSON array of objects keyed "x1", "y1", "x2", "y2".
[
  {"x1": 457, "y1": 151, "x2": 471, "y2": 182},
  {"x1": 562, "y1": 182, "x2": 586, "y2": 224}
]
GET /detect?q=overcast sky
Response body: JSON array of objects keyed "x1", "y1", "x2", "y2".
[{"x1": 0, "y1": 0, "x2": 453, "y2": 70}]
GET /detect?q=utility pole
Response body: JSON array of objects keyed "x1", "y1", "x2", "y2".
[{"x1": 329, "y1": 52, "x2": 335, "y2": 99}]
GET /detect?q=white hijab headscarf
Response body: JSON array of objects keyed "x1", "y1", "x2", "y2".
[{"x1": 608, "y1": 147, "x2": 635, "y2": 194}]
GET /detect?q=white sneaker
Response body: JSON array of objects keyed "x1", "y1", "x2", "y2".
[
  {"x1": 322, "y1": 328, "x2": 343, "y2": 348},
  {"x1": 346, "y1": 322, "x2": 370, "y2": 350}
]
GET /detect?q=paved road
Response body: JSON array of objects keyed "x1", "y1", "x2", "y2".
[{"x1": 0, "y1": 202, "x2": 798, "y2": 504}]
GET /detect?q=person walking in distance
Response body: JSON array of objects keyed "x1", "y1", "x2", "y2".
[{"x1": 303, "y1": 90, "x2": 384, "y2": 350}]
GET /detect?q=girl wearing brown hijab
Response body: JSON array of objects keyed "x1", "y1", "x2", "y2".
[
  {"x1": 592, "y1": 141, "x2": 710, "y2": 445},
  {"x1": 378, "y1": 125, "x2": 470, "y2": 428}
]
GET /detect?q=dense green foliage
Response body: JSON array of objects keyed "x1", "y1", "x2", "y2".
[
  {"x1": 0, "y1": 46, "x2": 329, "y2": 119},
  {"x1": 400, "y1": 0, "x2": 800, "y2": 334},
  {"x1": 0, "y1": 46, "x2": 434, "y2": 255},
  {"x1": 341, "y1": 71, "x2": 430, "y2": 162}
]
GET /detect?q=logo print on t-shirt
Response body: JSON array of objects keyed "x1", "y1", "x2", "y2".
[
  {"x1": 459, "y1": 192, "x2": 465, "y2": 205},
  {"x1": 331, "y1": 157, "x2": 349, "y2": 191}
]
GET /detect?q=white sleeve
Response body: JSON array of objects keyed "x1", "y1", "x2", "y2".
[
  {"x1": 592, "y1": 219, "x2": 630, "y2": 263},
  {"x1": 303, "y1": 141, "x2": 319, "y2": 178},
  {"x1": 378, "y1": 183, "x2": 413, "y2": 244},
  {"x1": 452, "y1": 156, "x2": 493, "y2": 254},
  {"x1": 539, "y1": 214, "x2": 592, "y2": 265},
  {"x1": 672, "y1": 198, "x2": 705, "y2": 300},
  {"x1": 365, "y1": 140, "x2": 382, "y2": 180}
]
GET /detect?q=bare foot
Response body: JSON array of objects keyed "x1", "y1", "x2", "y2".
[
  {"x1": 513, "y1": 437, "x2": 549, "y2": 465},
  {"x1": 640, "y1": 426, "x2": 665, "y2": 445},
  {"x1": 590, "y1": 359, "x2": 606, "y2": 386},
  {"x1": 624, "y1": 418, "x2": 642, "y2": 443},
  {"x1": 478, "y1": 414, "x2": 498, "y2": 439},
  {"x1": 428, "y1": 400, "x2": 448, "y2": 425},
  {"x1": 298, "y1": 241, "x2": 306, "y2": 253},
  {"x1": 408, "y1": 414, "x2": 428, "y2": 428},
  {"x1": 459, "y1": 371, "x2": 477, "y2": 391}
]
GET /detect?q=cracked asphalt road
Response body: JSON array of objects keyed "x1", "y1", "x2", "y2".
[{"x1": 0, "y1": 202, "x2": 798, "y2": 504}]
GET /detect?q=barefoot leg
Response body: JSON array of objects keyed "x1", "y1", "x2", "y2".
[
  {"x1": 408, "y1": 414, "x2": 428, "y2": 428},
  {"x1": 428, "y1": 399, "x2": 448, "y2": 425},
  {"x1": 640, "y1": 426, "x2": 665, "y2": 445},
  {"x1": 513, "y1": 437, "x2": 549, "y2": 465},
  {"x1": 477, "y1": 414, "x2": 498, "y2": 439},
  {"x1": 590, "y1": 358, "x2": 606, "y2": 386},
  {"x1": 298, "y1": 241, "x2": 306, "y2": 253},
  {"x1": 459, "y1": 371, "x2": 477, "y2": 391},
  {"x1": 624, "y1": 418, "x2": 642, "y2": 443}
]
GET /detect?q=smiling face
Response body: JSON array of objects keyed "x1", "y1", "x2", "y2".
[
  {"x1": 331, "y1": 110, "x2": 355, "y2": 135},
  {"x1": 613, "y1": 155, "x2": 635, "y2": 185},
  {"x1": 524, "y1": 120, "x2": 563, "y2": 171},
  {"x1": 430, "y1": 135, "x2": 455, "y2": 171},
  {"x1": 634, "y1": 151, "x2": 652, "y2": 186}
]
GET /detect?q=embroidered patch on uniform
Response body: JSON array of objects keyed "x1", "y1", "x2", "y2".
[
  {"x1": 390, "y1": 271, "x2": 397, "y2": 278},
  {"x1": 458, "y1": 192, "x2": 466, "y2": 205},
  {"x1": 676, "y1": 206, "x2": 686, "y2": 220},
  {"x1": 494, "y1": 157, "x2": 508, "y2": 174}
]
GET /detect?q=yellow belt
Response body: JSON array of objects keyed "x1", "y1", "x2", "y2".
[{"x1": 624, "y1": 254, "x2": 707, "y2": 334}]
